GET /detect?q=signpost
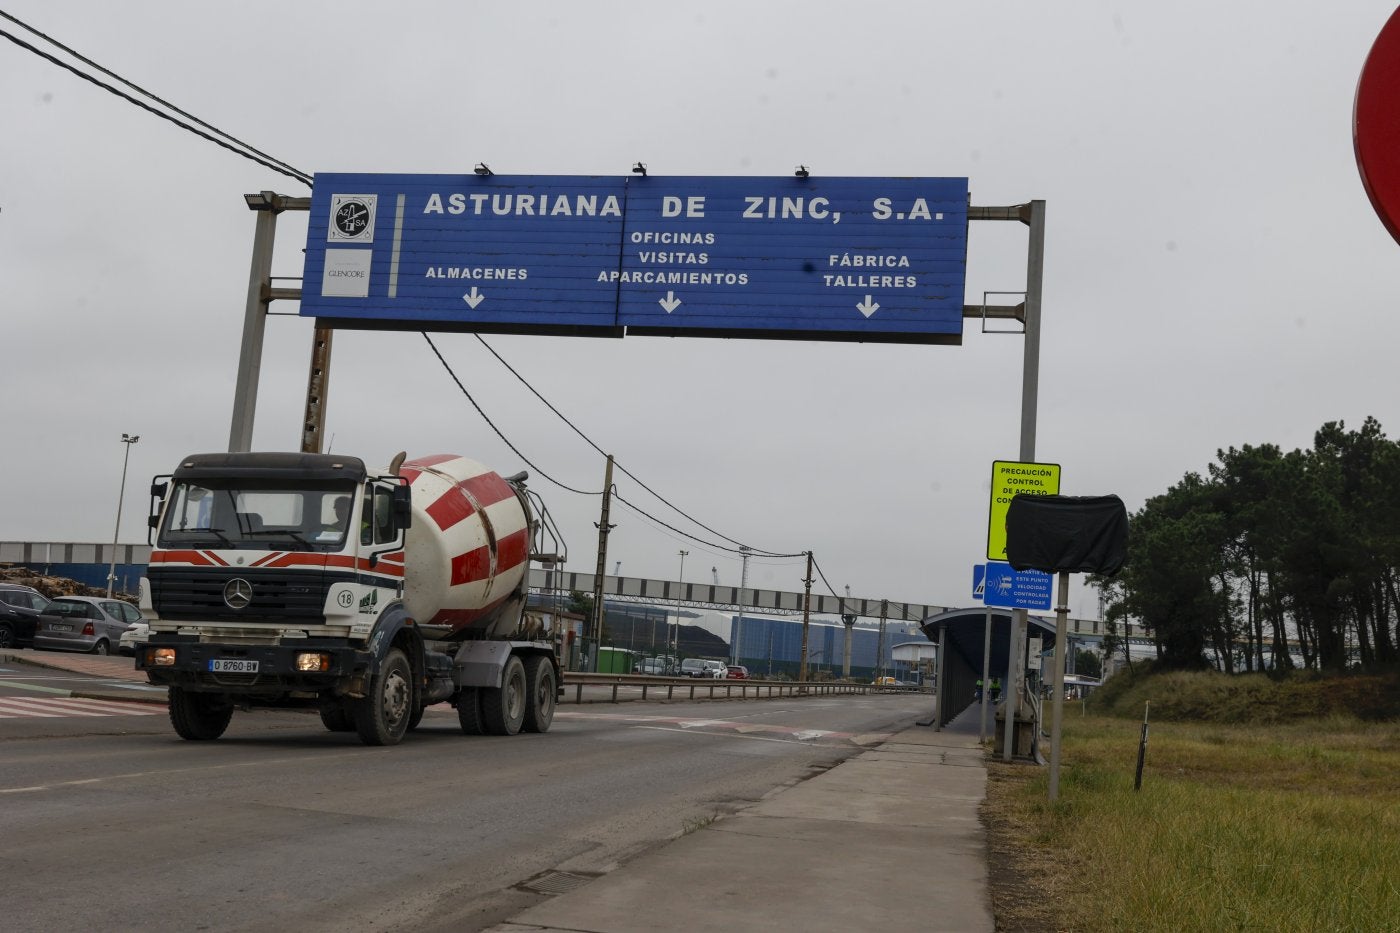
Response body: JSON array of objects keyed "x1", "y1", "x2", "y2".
[
  {"x1": 301, "y1": 173, "x2": 969, "y2": 344},
  {"x1": 985, "y1": 458, "x2": 1059, "y2": 762}
]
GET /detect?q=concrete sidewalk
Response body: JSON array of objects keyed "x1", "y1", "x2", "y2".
[{"x1": 491, "y1": 707, "x2": 992, "y2": 933}]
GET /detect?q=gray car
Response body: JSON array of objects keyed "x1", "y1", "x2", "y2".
[{"x1": 33, "y1": 596, "x2": 141, "y2": 655}]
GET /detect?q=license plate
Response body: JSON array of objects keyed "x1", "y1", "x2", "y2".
[
  {"x1": 209, "y1": 659, "x2": 258, "y2": 674},
  {"x1": 50, "y1": 623, "x2": 72, "y2": 632}
]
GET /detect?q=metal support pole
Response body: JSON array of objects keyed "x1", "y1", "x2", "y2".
[
  {"x1": 877, "y1": 598, "x2": 889, "y2": 679},
  {"x1": 799, "y1": 552, "x2": 813, "y2": 684},
  {"x1": 980, "y1": 607, "x2": 993, "y2": 743},
  {"x1": 674, "y1": 549, "x2": 687, "y2": 661},
  {"x1": 734, "y1": 546, "x2": 750, "y2": 666},
  {"x1": 841, "y1": 615, "x2": 855, "y2": 678},
  {"x1": 590, "y1": 455, "x2": 615, "y2": 661},
  {"x1": 1002, "y1": 199, "x2": 1046, "y2": 763},
  {"x1": 106, "y1": 433, "x2": 139, "y2": 597},
  {"x1": 934, "y1": 622, "x2": 947, "y2": 731},
  {"x1": 229, "y1": 197, "x2": 279, "y2": 453},
  {"x1": 1049, "y1": 571, "x2": 1071, "y2": 801}
]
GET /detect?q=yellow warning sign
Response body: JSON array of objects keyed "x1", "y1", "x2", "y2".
[{"x1": 986, "y1": 460, "x2": 1061, "y2": 561}]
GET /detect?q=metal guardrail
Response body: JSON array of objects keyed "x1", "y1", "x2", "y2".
[{"x1": 558, "y1": 672, "x2": 923, "y2": 704}]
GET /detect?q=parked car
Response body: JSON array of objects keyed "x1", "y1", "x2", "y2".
[
  {"x1": 702, "y1": 660, "x2": 728, "y2": 679},
  {"x1": 118, "y1": 619, "x2": 151, "y2": 656},
  {"x1": 0, "y1": 583, "x2": 54, "y2": 648},
  {"x1": 33, "y1": 596, "x2": 141, "y2": 655},
  {"x1": 872, "y1": 676, "x2": 906, "y2": 686},
  {"x1": 726, "y1": 665, "x2": 750, "y2": 679},
  {"x1": 679, "y1": 658, "x2": 707, "y2": 677}
]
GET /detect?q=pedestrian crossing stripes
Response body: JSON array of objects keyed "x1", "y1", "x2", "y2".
[{"x1": 0, "y1": 696, "x2": 164, "y2": 719}]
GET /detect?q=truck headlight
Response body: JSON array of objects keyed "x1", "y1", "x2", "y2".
[
  {"x1": 147, "y1": 648, "x2": 176, "y2": 666},
  {"x1": 295, "y1": 652, "x2": 331, "y2": 672}
]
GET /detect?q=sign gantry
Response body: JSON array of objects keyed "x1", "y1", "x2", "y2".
[{"x1": 302, "y1": 173, "x2": 970, "y2": 345}]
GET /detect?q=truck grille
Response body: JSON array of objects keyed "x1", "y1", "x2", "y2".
[{"x1": 148, "y1": 567, "x2": 330, "y2": 624}]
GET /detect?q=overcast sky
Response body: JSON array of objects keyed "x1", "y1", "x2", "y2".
[{"x1": 4, "y1": 1, "x2": 1399, "y2": 620}]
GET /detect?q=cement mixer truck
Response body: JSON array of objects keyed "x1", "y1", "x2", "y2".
[{"x1": 135, "y1": 451, "x2": 565, "y2": 746}]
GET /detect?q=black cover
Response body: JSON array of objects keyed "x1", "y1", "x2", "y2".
[{"x1": 1005, "y1": 494, "x2": 1128, "y2": 575}]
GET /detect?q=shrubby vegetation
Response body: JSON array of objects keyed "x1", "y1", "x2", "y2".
[{"x1": 1095, "y1": 417, "x2": 1400, "y2": 672}]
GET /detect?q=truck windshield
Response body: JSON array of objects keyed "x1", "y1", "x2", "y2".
[{"x1": 158, "y1": 480, "x2": 359, "y2": 552}]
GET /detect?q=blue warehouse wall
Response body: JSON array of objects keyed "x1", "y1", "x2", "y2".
[{"x1": 729, "y1": 616, "x2": 899, "y2": 680}]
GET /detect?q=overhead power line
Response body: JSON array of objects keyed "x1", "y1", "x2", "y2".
[
  {"x1": 470, "y1": 334, "x2": 801, "y2": 557},
  {"x1": 810, "y1": 554, "x2": 852, "y2": 616},
  {"x1": 425, "y1": 332, "x2": 806, "y2": 554},
  {"x1": 0, "y1": 11, "x2": 311, "y2": 185},
  {"x1": 421, "y1": 334, "x2": 602, "y2": 496}
]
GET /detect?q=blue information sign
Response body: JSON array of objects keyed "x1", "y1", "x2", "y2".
[
  {"x1": 301, "y1": 173, "x2": 968, "y2": 343},
  {"x1": 982, "y1": 561, "x2": 1053, "y2": 611}
]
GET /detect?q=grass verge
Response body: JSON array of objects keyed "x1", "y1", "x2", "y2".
[{"x1": 983, "y1": 710, "x2": 1400, "y2": 931}]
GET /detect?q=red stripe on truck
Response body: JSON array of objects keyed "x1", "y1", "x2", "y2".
[
  {"x1": 448, "y1": 528, "x2": 529, "y2": 586},
  {"x1": 425, "y1": 472, "x2": 518, "y2": 532},
  {"x1": 450, "y1": 545, "x2": 491, "y2": 586},
  {"x1": 428, "y1": 591, "x2": 511, "y2": 627},
  {"x1": 497, "y1": 527, "x2": 529, "y2": 571},
  {"x1": 150, "y1": 550, "x2": 214, "y2": 566}
]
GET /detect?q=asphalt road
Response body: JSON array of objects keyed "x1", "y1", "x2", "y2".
[{"x1": 0, "y1": 664, "x2": 931, "y2": 932}]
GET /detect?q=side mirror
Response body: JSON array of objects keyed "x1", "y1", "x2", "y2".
[
  {"x1": 393, "y1": 485, "x2": 413, "y2": 529},
  {"x1": 150, "y1": 482, "x2": 168, "y2": 498}
]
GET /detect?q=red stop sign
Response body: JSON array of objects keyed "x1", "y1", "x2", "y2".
[{"x1": 1356, "y1": 8, "x2": 1400, "y2": 245}]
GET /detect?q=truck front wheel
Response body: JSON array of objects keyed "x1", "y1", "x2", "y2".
[
  {"x1": 353, "y1": 648, "x2": 412, "y2": 746},
  {"x1": 522, "y1": 655, "x2": 556, "y2": 733},
  {"x1": 481, "y1": 656, "x2": 526, "y2": 736},
  {"x1": 168, "y1": 687, "x2": 233, "y2": 740}
]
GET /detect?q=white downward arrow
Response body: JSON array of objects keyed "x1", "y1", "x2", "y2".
[
  {"x1": 659, "y1": 291, "x2": 682, "y2": 313},
  {"x1": 463, "y1": 287, "x2": 485, "y2": 309},
  {"x1": 856, "y1": 295, "x2": 880, "y2": 318}
]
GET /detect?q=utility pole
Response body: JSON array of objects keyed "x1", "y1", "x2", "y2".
[
  {"x1": 799, "y1": 552, "x2": 814, "y2": 683},
  {"x1": 733, "y1": 546, "x2": 750, "y2": 666},
  {"x1": 674, "y1": 549, "x2": 688, "y2": 660},
  {"x1": 590, "y1": 455, "x2": 615, "y2": 663},
  {"x1": 877, "y1": 599, "x2": 889, "y2": 679}
]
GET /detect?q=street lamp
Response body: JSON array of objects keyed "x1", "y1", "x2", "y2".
[
  {"x1": 673, "y1": 549, "x2": 688, "y2": 659},
  {"x1": 107, "y1": 433, "x2": 140, "y2": 597}
]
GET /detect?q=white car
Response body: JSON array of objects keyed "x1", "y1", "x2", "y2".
[
  {"x1": 702, "y1": 660, "x2": 727, "y2": 679},
  {"x1": 119, "y1": 620, "x2": 150, "y2": 656}
]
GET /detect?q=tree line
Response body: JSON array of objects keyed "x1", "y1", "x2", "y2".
[{"x1": 1095, "y1": 417, "x2": 1400, "y2": 673}]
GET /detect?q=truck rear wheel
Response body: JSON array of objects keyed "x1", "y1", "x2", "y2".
[
  {"x1": 522, "y1": 655, "x2": 556, "y2": 733},
  {"x1": 481, "y1": 655, "x2": 526, "y2": 736},
  {"x1": 169, "y1": 687, "x2": 233, "y2": 741},
  {"x1": 353, "y1": 648, "x2": 412, "y2": 746},
  {"x1": 456, "y1": 688, "x2": 485, "y2": 735}
]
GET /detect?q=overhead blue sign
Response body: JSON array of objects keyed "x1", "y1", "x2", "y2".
[
  {"x1": 982, "y1": 561, "x2": 1053, "y2": 611},
  {"x1": 300, "y1": 173, "x2": 969, "y2": 344}
]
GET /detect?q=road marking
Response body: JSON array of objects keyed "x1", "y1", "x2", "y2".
[
  {"x1": 0, "y1": 697, "x2": 163, "y2": 719},
  {"x1": 0, "y1": 679, "x2": 72, "y2": 695}
]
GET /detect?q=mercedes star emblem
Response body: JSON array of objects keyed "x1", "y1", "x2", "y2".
[{"x1": 223, "y1": 578, "x2": 254, "y2": 610}]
